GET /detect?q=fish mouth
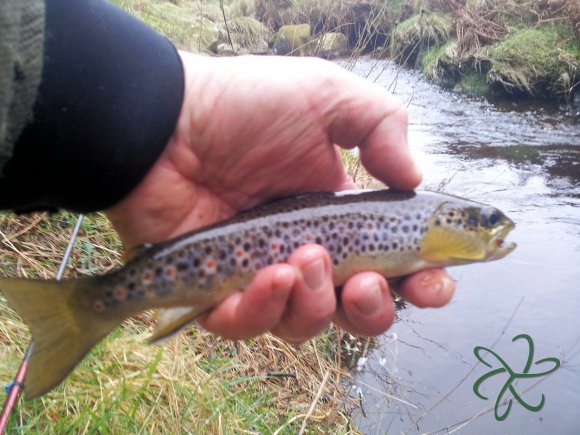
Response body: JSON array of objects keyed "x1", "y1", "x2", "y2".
[{"x1": 486, "y1": 221, "x2": 516, "y2": 260}]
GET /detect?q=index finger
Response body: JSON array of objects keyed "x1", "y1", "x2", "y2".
[{"x1": 321, "y1": 64, "x2": 421, "y2": 190}]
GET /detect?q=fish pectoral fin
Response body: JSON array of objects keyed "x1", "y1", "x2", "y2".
[
  {"x1": 420, "y1": 226, "x2": 486, "y2": 262},
  {"x1": 148, "y1": 306, "x2": 209, "y2": 344}
]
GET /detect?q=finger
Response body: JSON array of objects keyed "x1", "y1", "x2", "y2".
[
  {"x1": 321, "y1": 66, "x2": 421, "y2": 190},
  {"x1": 397, "y1": 268, "x2": 456, "y2": 308},
  {"x1": 334, "y1": 272, "x2": 395, "y2": 336},
  {"x1": 271, "y1": 245, "x2": 336, "y2": 344},
  {"x1": 198, "y1": 264, "x2": 296, "y2": 339}
]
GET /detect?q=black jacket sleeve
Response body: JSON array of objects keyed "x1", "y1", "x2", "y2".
[{"x1": 0, "y1": 0, "x2": 184, "y2": 213}]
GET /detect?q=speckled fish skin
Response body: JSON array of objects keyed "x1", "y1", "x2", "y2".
[{"x1": 0, "y1": 189, "x2": 516, "y2": 398}]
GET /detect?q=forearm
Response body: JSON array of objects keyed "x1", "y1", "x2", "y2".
[{"x1": 0, "y1": 0, "x2": 184, "y2": 213}]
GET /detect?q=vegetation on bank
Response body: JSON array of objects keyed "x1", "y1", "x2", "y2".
[{"x1": 113, "y1": 0, "x2": 580, "y2": 102}]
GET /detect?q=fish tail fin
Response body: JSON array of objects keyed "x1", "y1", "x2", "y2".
[{"x1": 0, "y1": 277, "x2": 124, "y2": 399}]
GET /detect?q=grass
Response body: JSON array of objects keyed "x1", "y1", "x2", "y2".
[
  {"x1": 390, "y1": 12, "x2": 454, "y2": 64},
  {"x1": 486, "y1": 24, "x2": 580, "y2": 96},
  {"x1": 421, "y1": 39, "x2": 459, "y2": 85},
  {"x1": 0, "y1": 211, "x2": 364, "y2": 433}
]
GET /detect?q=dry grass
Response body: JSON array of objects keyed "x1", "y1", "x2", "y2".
[{"x1": 0, "y1": 212, "x2": 367, "y2": 433}]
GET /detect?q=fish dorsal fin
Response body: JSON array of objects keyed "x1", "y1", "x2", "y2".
[{"x1": 148, "y1": 306, "x2": 208, "y2": 344}]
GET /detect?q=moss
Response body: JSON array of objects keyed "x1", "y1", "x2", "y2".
[
  {"x1": 486, "y1": 24, "x2": 580, "y2": 97},
  {"x1": 421, "y1": 39, "x2": 459, "y2": 86},
  {"x1": 458, "y1": 72, "x2": 491, "y2": 97},
  {"x1": 391, "y1": 12, "x2": 454, "y2": 63},
  {"x1": 226, "y1": 16, "x2": 271, "y2": 47},
  {"x1": 111, "y1": 0, "x2": 221, "y2": 51}
]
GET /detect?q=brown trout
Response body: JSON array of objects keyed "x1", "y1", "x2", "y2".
[{"x1": 0, "y1": 190, "x2": 515, "y2": 398}]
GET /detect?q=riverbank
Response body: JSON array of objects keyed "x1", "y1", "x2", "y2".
[{"x1": 114, "y1": 0, "x2": 580, "y2": 104}]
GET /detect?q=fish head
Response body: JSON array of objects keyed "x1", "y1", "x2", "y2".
[{"x1": 420, "y1": 200, "x2": 516, "y2": 265}]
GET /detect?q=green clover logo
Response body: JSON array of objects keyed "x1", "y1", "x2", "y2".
[{"x1": 473, "y1": 333, "x2": 560, "y2": 421}]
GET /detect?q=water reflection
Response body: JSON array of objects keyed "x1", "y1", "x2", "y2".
[{"x1": 341, "y1": 58, "x2": 580, "y2": 434}]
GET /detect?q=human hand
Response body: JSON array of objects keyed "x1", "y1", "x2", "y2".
[{"x1": 105, "y1": 53, "x2": 455, "y2": 343}]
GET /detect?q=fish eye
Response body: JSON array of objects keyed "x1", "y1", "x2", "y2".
[{"x1": 489, "y1": 212, "x2": 501, "y2": 226}]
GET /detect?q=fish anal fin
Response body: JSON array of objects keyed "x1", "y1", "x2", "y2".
[{"x1": 149, "y1": 306, "x2": 208, "y2": 344}]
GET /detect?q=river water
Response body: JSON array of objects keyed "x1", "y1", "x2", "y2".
[{"x1": 340, "y1": 58, "x2": 580, "y2": 434}]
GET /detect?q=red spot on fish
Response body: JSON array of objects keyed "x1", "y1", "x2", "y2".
[
  {"x1": 93, "y1": 300, "x2": 105, "y2": 313},
  {"x1": 271, "y1": 243, "x2": 279, "y2": 250},
  {"x1": 165, "y1": 265, "x2": 176, "y2": 280},
  {"x1": 207, "y1": 259, "x2": 216, "y2": 269},
  {"x1": 114, "y1": 287, "x2": 127, "y2": 300},
  {"x1": 255, "y1": 262, "x2": 262, "y2": 270},
  {"x1": 236, "y1": 250, "x2": 244, "y2": 257},
  {"x1": 143, "y1": 270, "x2": 154, "y2": 284}
]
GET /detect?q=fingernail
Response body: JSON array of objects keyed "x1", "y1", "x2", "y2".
[
  {"x1": 301, "y1": 258, "x2": 326, "y2": 291},
  {"x1": 355, "y1": 279, "x2": 383, "y2": 315}
]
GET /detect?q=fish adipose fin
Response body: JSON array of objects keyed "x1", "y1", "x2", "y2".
[
  {"x1": 149, "y1": 306, "x2": 209, "y2": 344},
  {"x1": 0, "y1": 278, "x2": 124, "y2": 399}
]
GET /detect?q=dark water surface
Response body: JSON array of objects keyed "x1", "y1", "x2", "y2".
[{"x1": 340, "y1": 58, "x2": 580, "y2": 434}]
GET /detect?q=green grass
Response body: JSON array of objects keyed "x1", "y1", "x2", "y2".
[
  {"x1": 421, "y1": 39, "x2": 458, "y2": 85},
  {"x1": 391, "y1": 12, "x2": 454, "y2": 63},
  {"x1": 486, "y1": 24, "x2": 580, "y2": 95}
]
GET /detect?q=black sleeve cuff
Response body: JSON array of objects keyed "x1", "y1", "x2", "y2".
[{"x1": 0, "y1": 0, "x2": 184, "y2": 213}]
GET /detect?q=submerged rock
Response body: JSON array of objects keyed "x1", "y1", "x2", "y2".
[{"x1": 273, "y1": 24, "x2": 311, "y2": 56}]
